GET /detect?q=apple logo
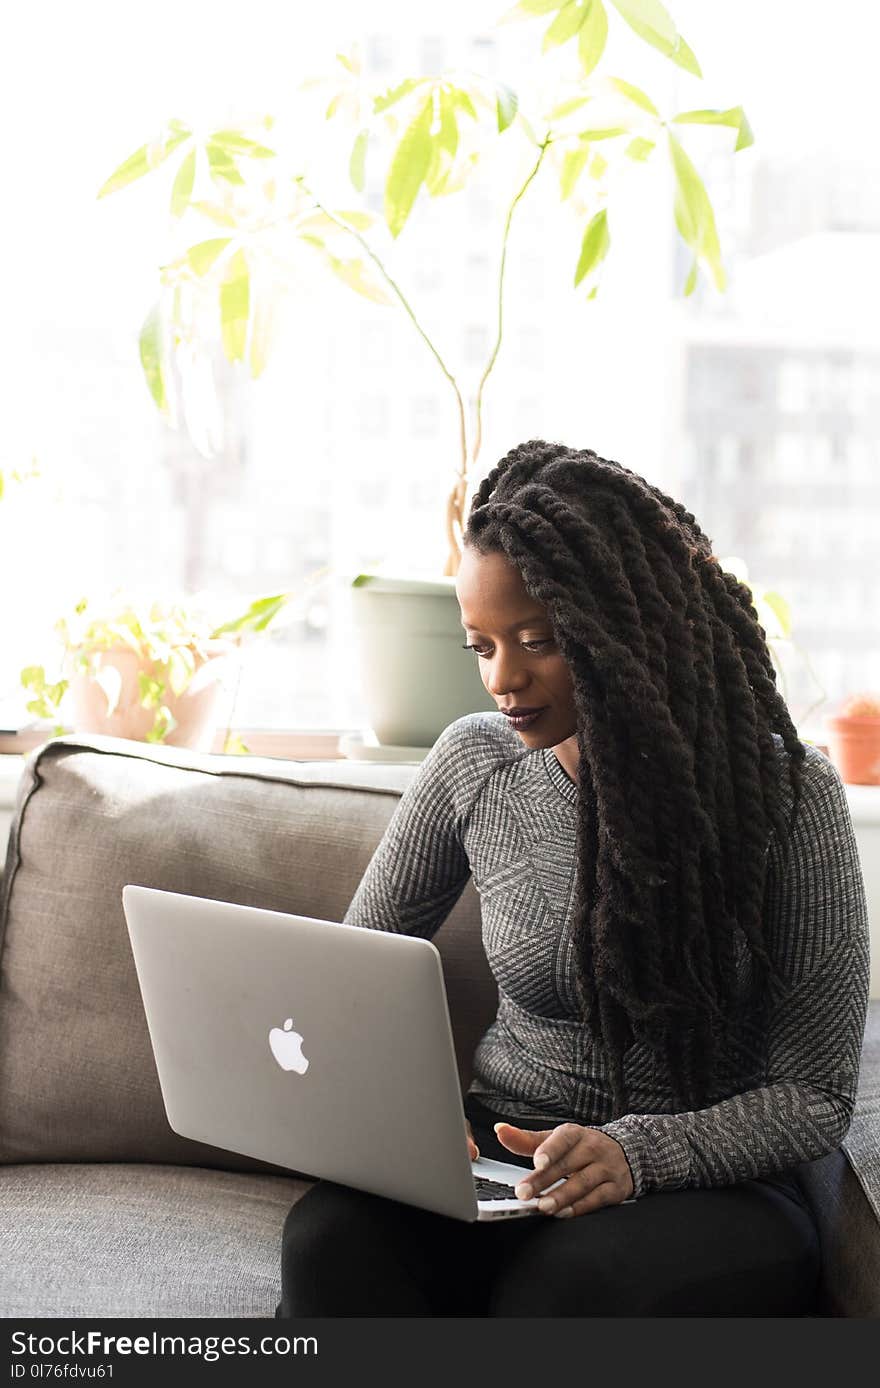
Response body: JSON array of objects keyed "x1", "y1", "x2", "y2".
[{"x1": 269, "y1": 1018, "x2": 310, "y2": 1074}]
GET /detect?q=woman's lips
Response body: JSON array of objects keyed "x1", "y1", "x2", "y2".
[{"x1": 502, "y1": 708, "x2": 547, "y2": 729}]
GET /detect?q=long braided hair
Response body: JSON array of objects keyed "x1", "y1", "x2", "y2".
[{"x1": 463, "y1": 440, "x2": 806, "y2": 1117}]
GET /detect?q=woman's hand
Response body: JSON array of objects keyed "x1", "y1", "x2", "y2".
[
  {"x1": 495, "y1": 1121, "x2": 634, "y2": 1217},
  {"x1": 466, "y1": 1119, "x2": 479, "y2": 1161}
]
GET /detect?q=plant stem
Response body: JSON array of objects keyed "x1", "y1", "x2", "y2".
[
  {"x1": 471, "y1": 137, "x2": 550, "y2": 471},
  {"x1": 297, "y1": 180, "x2": 469, "y2": 490},
  {"x1": 792, "y1": 637, "x2": 829, "y2": 731}
]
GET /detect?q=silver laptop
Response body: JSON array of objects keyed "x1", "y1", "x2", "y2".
[{"x1": 122, "y1": 885, "x2": 564, "y2": 1221}]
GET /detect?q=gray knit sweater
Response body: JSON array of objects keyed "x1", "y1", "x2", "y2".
[{"x1": 342, "y1": 711, "x2": 870, "y2": 1198}]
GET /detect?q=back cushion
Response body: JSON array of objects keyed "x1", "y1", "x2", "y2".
[{"x1": 0, "y1": 735, "x2": 495, "y2": 1171}]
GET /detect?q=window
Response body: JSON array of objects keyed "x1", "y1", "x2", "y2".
[{"x1": 2, "y1": 0, "x2": 877, "y2": 745}]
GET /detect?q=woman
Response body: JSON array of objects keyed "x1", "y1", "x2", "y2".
[{"x1": 278, "y1": 439, "x2": 869, "y2": 1316}]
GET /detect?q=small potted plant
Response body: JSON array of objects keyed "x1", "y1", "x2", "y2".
[
  {"x1": 825, "y1": 693, "x2": 880, "y2": 786},
  {"x1": 20, "y1": 589, "x2": 295, "y2": 752}
]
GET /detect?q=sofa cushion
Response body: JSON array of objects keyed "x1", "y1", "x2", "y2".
[
  {"x1": 796, "y1": 1148, "x2": 880, "y2": 1318},
  {"x1": 0, "y1": 735, "x2": 496, "y2": 1170},
  {"x1": 0, "y1": 1162, "x2": 311, "y2": 1317}
]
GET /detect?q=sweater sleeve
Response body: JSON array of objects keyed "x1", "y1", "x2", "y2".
[
  {"x1": 341, "y1": 718, "x2": 474, "y2": 939},
  {"x1": 599, "y1": 749, "x2": 871, "y2": 1198}
]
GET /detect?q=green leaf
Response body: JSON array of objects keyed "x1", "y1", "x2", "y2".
[
  {"x1": 97, "y1": 120, "x2": 192, "y2": 198},
  {"x1": 223, "y1": 732, "x2": 250, "y2": 755},
  {"x1": 206, "y1": 142, "x2": 245, "y2": 186},
  {"x1": 20, "y1": 665, "x2": 47, "y2": 691},
  {"x1": 139, "y1": 305, "x2": 170, "y2": 417},
  {"x1": 350, "y1": 128, "x2": 369, "y2": 190},
  {"x1": 185, "y1": 238, "x2": 232, "y2": 276},
  {"x1": 672, "y1": 106, "x2": 754, "y2": 152},
  {"x1": 295, "y1": 209, "x2": 374, "y2": 238},
  {"x1": 98, "y1": 145, "x2": 152, "y2": 198},
  {"x1": 625, "y1": 135, "x2": 655, "y2": 160},
  {"x1": 384, "y1": 99, "x2": 433, "y2": 238},
  {"x1": 326, "y1": 92, "x2": 344, "y2": 120},
  {"x1": 138, "y1": 673, "x2": 165, "y2": 709},
  {"x1": 424, "y1": 92, "x2": 459, "y2": 195},
  {"x1": 146, "y1": 706, "x2": 177, "y2": 743},
  {"x1": 325, "y1": 255, "x2": 393, "y2": 304},
  {"x1": 573, "y1": 206, "x2": 610, "y2": 289},
  {"x1": 609, "y1": 0, "x2": 701, "y2": 76},
  {"x1": 189, "y1": 200, "x2": 238, "y2": 227},
  {"x1": 209, "y1": 130, "x2": 275, "y2": 158},
  {"x1": 571, "y1": 126, "x2": 629, "y2": 140},
  {"x1": 606, "y1": 77, "x2": 659, "y2": 116},
  {"x1": 170, "y1": 148, "x2": 196, "y2": 218},
  {"x1": 517, "y1": 112, "x2": 541, "y2": 146},
  {"x1": 166, "y1": 646, "x2": 195, "y2": 697},
  {"x1": 668, "y1": 131, "x2": 725, "y2": 292},
  {"x1": 374, "y1": 78, "x2": 423, "y2": 114},
  {"x1": 21, "y1": 663, "x2": 68, "y2": 720},
  {"x1": 560, "y1": 141, "x2": 591, "y2": 199},
  {"x1": 437, "y1": 92, "x2": 460, "y2": 157},
  {"x1": 336, "y1": 49, "x2": 359, "y2": 75},
  {"x1": 336, "y1": 209, "x2": 375, "y2": 231},
  {"x1": 543, "y1": 1, "x2": 588, "y2": 51},
  {"x1": 219, "y1": 248, "x2": 250, "y2": 362},
  {"x1": 589, "y1": 151, "x2": 607, "y2": 179},
  {"x1": 762, "y1": 590, "x2": 792, "y2": 639},
  {"x1": 249, "y1": 291, "x2": 275, "y2": 379},
  {"x1": 671, "y1": 35, "x2": 701, "y2": 78},
  {"x1": 547, "y1": 95, "x2": 592, "y2": 122},
  {"x1": 610, "y1": 0, "x2": 674, "y2": 44},
  {"x1": 496, "y1": 82, "x2": 519, "y2": 133},
  {"x1": 578, "y1": 0, "x2": 608, "y2": 76},
  {"x1": 683, "y1": 258, "x2": 698, "y2": 295},
  {"x1": 212, "y1": 593, "x2": 292, "y2": 638},
  {"x1": 450, "y1": 88, "x2": 478, "y2": 121}
]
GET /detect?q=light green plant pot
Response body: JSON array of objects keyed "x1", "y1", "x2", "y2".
[{"x1": 349, "y1": 574, "x2": 496, "y2": 748}]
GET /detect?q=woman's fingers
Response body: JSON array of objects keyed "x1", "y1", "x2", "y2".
[
  {"x1": 493, "y1": 1121, "x2": 554, "y2": 1158},
  {"x1": 512, "y1": 1123, "x2": 584, "y2": 1197},
  {"x1": 513, "y1": 1124, "x2": 634, "y2": 1211},
  {"x1": 559, "y1": 1181, "x2": 622, "y2": 1218},
  {"x1": 465, "y1": 1118, "x2": 479, "y2": 1161},
  {"x1": 531, "y1": 1167, "x2": 614, "y2": 1214}
]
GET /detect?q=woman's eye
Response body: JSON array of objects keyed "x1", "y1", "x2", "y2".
[{"x1": 461, "y1": 639, "x2": 554, "y2": 658}]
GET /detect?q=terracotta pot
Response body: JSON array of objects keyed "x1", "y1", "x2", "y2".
[
  {"x1": 67, "y1": 641, "x2": 234, "y2": 751},
  {"x1": 824, "y1": 714, "x2": 880, "y2": 785}
]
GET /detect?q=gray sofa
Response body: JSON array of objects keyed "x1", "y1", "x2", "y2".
[{"x1": 0, "y1": 734, "x2": 877, "y2": 1318}]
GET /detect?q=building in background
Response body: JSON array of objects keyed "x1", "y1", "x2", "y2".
[{"x1": 678, "y1": 149, "x2": 880, "y2": 737}]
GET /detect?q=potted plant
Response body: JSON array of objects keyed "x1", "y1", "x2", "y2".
[
  {"x1": 20, "y1": 589, "x2": 295, "y2": 753},
  {"x1": 97, "y1": 0, "x2": 752, "y2": 750},
  {"x1": 825, "y1": 693, "x2": 880, "y2": 786}
]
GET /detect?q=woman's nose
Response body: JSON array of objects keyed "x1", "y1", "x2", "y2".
[{"x1": 484, "y1": 650, "x2": 530, "y2": 696}]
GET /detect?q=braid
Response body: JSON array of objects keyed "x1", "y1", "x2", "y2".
[{"x1": 464, "y1": 440, "x2": 806, "y2": 1116}]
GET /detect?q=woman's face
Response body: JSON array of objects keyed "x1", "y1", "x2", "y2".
[{"x1": 455, "y1": 545, "x2": 578, "y2": 758}]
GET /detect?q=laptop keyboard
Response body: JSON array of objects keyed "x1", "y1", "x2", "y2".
[{"x1": 474, "y1": 1176, "x2": 521, "y2": 1202}]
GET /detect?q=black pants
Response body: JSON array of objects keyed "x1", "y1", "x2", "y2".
[{"x1": 278, "y1": 1096, "x2": 822, "y2": 1317}]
